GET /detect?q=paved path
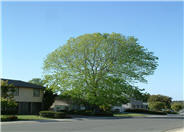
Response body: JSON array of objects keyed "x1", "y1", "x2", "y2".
[
  {"x1": 1, "y1": 117, "x2": 184, "y2": 132},
  {"x1": 165, "y1": 127, "x2": 184, "y2": 132}
]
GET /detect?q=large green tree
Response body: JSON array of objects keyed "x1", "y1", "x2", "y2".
[{"x1": 43, "y1": 33, "x2": 158, "y2": 110}]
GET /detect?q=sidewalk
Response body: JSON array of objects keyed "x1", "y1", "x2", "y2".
[{"x1": 165, "y1": 127, "x2": 184, "y2": 132}]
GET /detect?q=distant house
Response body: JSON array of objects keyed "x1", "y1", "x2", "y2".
[
  {"x1": 112, "y1": 99, "x2": 148, "y2": 113},
  {"x1": 1, "y1": 78, "x2": 45, "y2": 115},
  {"x1": 50, "y1": 96, "x2": 85, "y2": 112}
]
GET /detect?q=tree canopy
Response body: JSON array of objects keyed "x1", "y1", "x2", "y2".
[
  {"x1": 28, "y1": 78, "x2": 45, "y2": 86},
  {"x1": 171, "y1": 102, "x2": 184, "y2": 112},
  {"x1": 148, "y1": 94, "x2": 172, "y2": 109},
  {"x1": 43, "y1": 33, "x2": 158, "y2": 110}
]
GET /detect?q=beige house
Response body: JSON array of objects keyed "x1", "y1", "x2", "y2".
[
  {"x1": 50, "y1": 96, "x2": 85, "y2": 112},
  {"x1": 112, "y1": 99, "x2": 148, "y2": 113},
  {"x1": 1, "y1": 78, "x2": 45, "y2": 115}
]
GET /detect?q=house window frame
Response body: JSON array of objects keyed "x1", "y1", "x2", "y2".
[{"x1": 33, "y1": 89, "x2": 40, "y2": 97}]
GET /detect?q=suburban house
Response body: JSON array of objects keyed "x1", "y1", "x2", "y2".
[
  {"x1": 112, "y1": 99, "x2": 148, "y2": 113},
  {"x1": 51, "y1": 96, "x2": 148, "y2": 113},
  {"x1": 50, "y1": 96, "x2": 85, "y2": 112},
  {"x1": 1, "y1": 78, "x2": 45, "y2": 115}
]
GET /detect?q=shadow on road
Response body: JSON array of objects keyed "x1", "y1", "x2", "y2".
[{"x1": 71, "y1": 116, "x2": 184, "y2": 120}]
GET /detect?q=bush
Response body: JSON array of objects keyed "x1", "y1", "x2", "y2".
[
  {"x1": 125, "y1": 109, "x2": 167, "y2": 115},
  {"x1": 54, "y1": 112, "x2": 67, "y2": 118},
  {"x1": 1, "y1": 115, "x2": 18, "y2": 122},
  {"x1": 67, "y1": 110, "x2": 93, "y2": 116},
  {"x1": 1, "y1": 98, "x2": 18, "y2": 115},
  {"x1": 39, "y1": 111, "x2": 67, "y2": 118},
  {"x1": 39, "y1": 111, "x2": 56, "y2": 118},
  {"x1": 66, "y1": 110, "x2": 113, "y2": 116}
]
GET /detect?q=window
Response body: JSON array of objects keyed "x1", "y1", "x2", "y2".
[
  {"x1": 13, "y1": 88, "x2": 19, "y2": 96},
  {"x1": 33, "y1": 89, "x2": 40, "y2": 97}
]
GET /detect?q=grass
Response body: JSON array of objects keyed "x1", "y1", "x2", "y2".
[
  {"x1": 1, "y1": 115, "x2": 18, "y2": 121},
  {"x1": 1, "y1": 113, "x2": 147, "y2": 121},
  {"x1": 17, "y1": 115, "x2": 51, "y2": 120},
  {"x1": 1, "y1": 115, "x2": 51, "y2": 121},
  {"x1": 114, "y1": 113, "x2": 147, "y2": 117}
]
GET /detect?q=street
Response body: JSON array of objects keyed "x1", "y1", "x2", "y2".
[{"x1": 1, "y1": 117, "x2": 184, "y2": 132}]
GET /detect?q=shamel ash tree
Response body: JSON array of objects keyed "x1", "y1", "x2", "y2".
[{"x1": 43, "y1": 33, "x2": 158, "y2": 111}]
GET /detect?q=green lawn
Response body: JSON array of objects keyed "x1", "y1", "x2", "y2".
[
  {"x1": 114, "y1": 113, "x2": 147, "y2": 117},
  {"x1": 17, "y1": 115, "x2": 51, "y2": 120},
  {"x1": 1, "y1": 113, "x2": 146, "y2": 121},
  {"x1": 1, "y1": 115, "x2": 51, "y2": 121}
]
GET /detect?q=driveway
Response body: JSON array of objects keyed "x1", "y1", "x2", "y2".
[{"x1": 1, "y1": 117, "x2": 184, "y2": 132}]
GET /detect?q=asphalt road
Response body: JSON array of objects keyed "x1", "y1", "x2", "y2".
[{"x1": 1, "y1": 118, "x2": 184, "y2": 132}]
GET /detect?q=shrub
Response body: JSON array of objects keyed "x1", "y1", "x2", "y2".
[
  {"x1": 39, "y1": 111, "x2": 67, "y2": 118},
  {"x1": 1, "y1": 98, "x2": 18, "y2": 115},
  {"x1": 1, "y1": 115, "x2": 18, "y2": 122},
  {"x1": 39, "y1": 111, "x2": 56, "y2": 118},
  {"x1": 66, "y1": 110, "x2": 113, "y2": 116},
  {"x1": 125, "y1": 109, "x2": 167, "y2": 115},
  {"x1": 66, "y1": 110, "x2": 93, "y2": 116},
  {"x1": 148, "y1": 102, "x2": 166, "y2": 111},
  {"x1": 77, "y1": 110, "x2": 93, "y2": 116},
  {"x1": 54, "y1": 112, "x2": 66, "y2": 118}
]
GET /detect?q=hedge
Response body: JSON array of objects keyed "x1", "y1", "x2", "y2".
[
  {"x1": 1, "y1": 115, "x2": 18, "y2": 122},
  {"x1": 125, "y1": 109, "x2": 167, "y2": 115},
  {"x1": 67, "y1": 110, "x2": 93, "y2": 116},
  {"x1": 93, "y1": 111, "x2": 113, "y2": 116},
  {"x1": 67, "y1": 110, "x2": 113, "y2": 116},
  {"x1": 39, "y1": 111, "x2": 67, "y2": 118}
]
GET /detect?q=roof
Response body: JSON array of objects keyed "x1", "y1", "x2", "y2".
[{"x1": 1, "y1": 78, "x2": 45, "y2": 89}]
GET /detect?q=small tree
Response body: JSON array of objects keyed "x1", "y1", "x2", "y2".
[
  {"x1": 28, "y1": 78, "x2": 56, "y2": 110},
  {"x1": 1, "y1": 98, "x2": 18, "y2": 115},
  {"x1": 1, "y1": 80, "x2": 18, "y2": 114},
  {"x1": 171, "y1": 103, "x2": 184, "y2": 112},
  {"x1": 42, "y1": 89, "x2": 57, "y2": 110},
  {"x1": 148, "y1": 94, "x2": 172, "y2": 109},
  {"x1": 1, "y1": 80, "x2": 15, "y2": 99},
  {"x1": 149, "y1": 102, "x2": 166, "y2": 111}
]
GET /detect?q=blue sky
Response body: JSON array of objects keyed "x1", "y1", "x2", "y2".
[{"x1": 1, "y1": 2, "x2": 183, "y2": 100}]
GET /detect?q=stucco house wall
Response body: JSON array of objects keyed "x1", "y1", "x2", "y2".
[{"x1": 14, "y1": 87, "x2": 43, "y2": 102}]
